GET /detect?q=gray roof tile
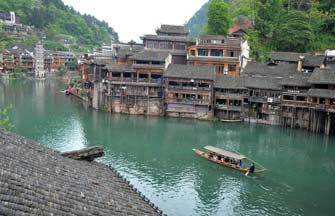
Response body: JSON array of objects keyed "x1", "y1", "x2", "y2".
[
  {"x1": 165, "y1": 64, "x2": 216, "y2": 80},
  {"x1": 0, "y1": 130, "x2": 160, "y2": 216},
  {"x1": 308, "y1": 68, "x2": 335, "y2": 84},
  {"x1": 307, "y1": 89, "x2": 335, "y2": 99},
  {"x1": 132, "y1": 50, "x2": 170, "y2": 62},
  {"x1": 215, "y1": 76, "x2": 246, "y2": 89}
]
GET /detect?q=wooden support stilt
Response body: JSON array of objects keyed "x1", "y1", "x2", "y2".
[{"x1": 325, "y1": 113, "x2": 331, "y2": 136}]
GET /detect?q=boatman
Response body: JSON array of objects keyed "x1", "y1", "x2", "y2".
[{"x1": 249, "y1": 163, "x2": 255, "y2": 174}]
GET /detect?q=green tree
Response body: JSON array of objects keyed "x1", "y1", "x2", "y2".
[
  {"x1": 0, "y1": 104, "x2": 14, "y2": 130},
  {"x1": 274, "y1": 10, "x2": 313, "y2": 52},
  {"x1": 204, "y1": 0, "x2": 232, "y2": 35}
]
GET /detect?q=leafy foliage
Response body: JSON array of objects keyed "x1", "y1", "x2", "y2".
[
  {"x1": 0, "y1": 104, "x2": 14, "y2": 131},
  {"x1": 204, "y1": 0, "x2": 232, "y2": 35},
  {"x1": 0, "y1": 0, "x2": 119, "y2": 51},
  {"x1": 186, "y1": 0, "x2": 335, "y2": 60}
]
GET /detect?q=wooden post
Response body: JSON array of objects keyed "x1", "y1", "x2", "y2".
[{"x1": 325, "y1": 113, "x2": 331, "y2": 136}]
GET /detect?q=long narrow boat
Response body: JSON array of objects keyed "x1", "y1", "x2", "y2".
[{"x1": 193, "y1": 146, "x2": 266, "y2": 174}]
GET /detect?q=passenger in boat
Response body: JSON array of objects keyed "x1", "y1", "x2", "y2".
[
  {"x1": 249, "y1": 163, "x2": 255, "y2": 173},
  {"x1": 217, "y1": 155, "x2": 222, "y2": 161},
  {"x1": 209, "y1": 152, "x2": 213, "y2": 158},
  {"x1": 238, "y1": 160, "x2": 243, "y2": 167}
]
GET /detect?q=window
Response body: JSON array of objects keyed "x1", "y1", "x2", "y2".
[
  {"x1": 174, "y1": 42, "x2": 186, "y2": 50},
  {"x1": 198, "y1": 49, "x2": 209, "y2": 56},
  {"x1": 190, "y1": 50, "x2": 196, "y2": 56},
  {"x1": 216, "y1": 65, "x2": 225, "y2": 74},
  {"x1": 123, "y1": 73, "x2": 131, "y2": 78},
  {"x1": 159, "y1": 41, "x2": 173, "y2": 49},
  {"x1": 147, "y1": 41, "x2": 158, "y2": 49},
  {"x1": 228, "y1": 64, "x2": 236, "y2": 72},
  {"x1": 229, "y1": 51, "x2": 235, "y2": 57},
  {"x1": 210, "y1": 49, "x2": 224, "y2": 57}
]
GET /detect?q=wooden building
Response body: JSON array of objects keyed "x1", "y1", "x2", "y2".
[
  {"x1": 280, "y1": 74, "x2": 311, "y2": 129},
  {"x1": 271, "y1": 51, "x2": 324, "y2": 73},
  {"x1": 101, "y1": 50, "x2": 171, "y2": 115},
  {"x1": 242, "y1": 62, "x2": 297, "y2": 125},
  {"x1": 214, "y1": 76, "x2": 248, "y2": 121},
  {"x1": 307, "y1": 67, "x2": 335, "y2": 135},
  {"x1": 164, "y1": 64, "x2": 215, "y2": 119},
  {"x1": 187, "y1": 35, "x2": 249, "y2": 76},
  {"x1": 141, "y1": 24, "x2": 190, "y2": 64}
]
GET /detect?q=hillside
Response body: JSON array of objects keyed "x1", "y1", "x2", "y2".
[
  {"x1": 184, "y1": 2, "x2": 208, "y2": 38},
  {"x1": 0, "y1": 0, "x2": 119, "y2": 51}
]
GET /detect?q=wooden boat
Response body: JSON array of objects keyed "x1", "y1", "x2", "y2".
[{"x1": 193, "y1": 146, "x2": 266, "y2": 174}]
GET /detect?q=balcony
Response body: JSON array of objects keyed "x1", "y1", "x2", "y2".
[
  {"x1": 132, "y1": 64, "x2": 165, "y2": 70},
  {"x1": 249, "y1": 96, "x2": 280, "y2": 104},
  {"x1": 215, "y1": 104, "x2": 242, "y2": 111},
  {"x1": 168, "y1": 85, "x2": 210, "y2": 91},
  {"x1": 166, "y1": 98, "x2": 210, "y2": 105},
  {"x1": 215, "y1": 92, "x2": 246, "y2": 99},
  {"x1": 281, "y1": 100, "x2": 310, "y2": 108}
]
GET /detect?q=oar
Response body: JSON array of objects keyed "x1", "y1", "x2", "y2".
[{"x1": 245, "y1": 170, "x2": 249, "y2": 176}]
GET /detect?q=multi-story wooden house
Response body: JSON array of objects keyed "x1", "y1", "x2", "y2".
[
  {"x1": 214, "y1": 76, "x2": 248, "y2": 121},
  {"x1": 141, "y1": 24, "x2": 190, "y2": 64},
  {"x1": 187, "y1": 35, "x2": 249, "y2": 76},
  {"x1": 280, "y1": 74, "x2": 311, "y2": 129},
  {"x1": 242, "y1": 62, "x2": 297, "y2": 125},
  {"x1": 164, "y1": 64, "x2": 215, "y2": 119},
  {"x1": 307, "y1": 61, "x2": 335, "y2": 135},
  {"x1": 271, "y1": 51, "x2": 324, "y2": 73},
  {"x1": 101, "y1": 50, "x2": 171, "y2": 115}
]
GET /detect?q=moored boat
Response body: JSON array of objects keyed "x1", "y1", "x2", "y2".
[{"x1": 193, "y1": 146, "x2": 266, "y2": 174}]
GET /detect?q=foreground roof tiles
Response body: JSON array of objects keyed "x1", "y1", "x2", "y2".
[{"x1": 0, "y1": 130, "x2": 160, "y2": 216}]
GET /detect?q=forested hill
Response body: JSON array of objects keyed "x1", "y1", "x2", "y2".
[
  {"x1": 0, "y1": 0, "x2": 119, "y2": 51},
  {"x1": 185, "y1": 0, "x2": 335, "y2": 58}
]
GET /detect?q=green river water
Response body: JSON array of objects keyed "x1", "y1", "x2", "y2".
[{"x1": 1, "y1": 79, "x2": 335, "y2": 216}]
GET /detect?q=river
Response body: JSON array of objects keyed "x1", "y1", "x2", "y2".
[{"x1": 1, "y1": 79, "x2": 335, "y2": 216}]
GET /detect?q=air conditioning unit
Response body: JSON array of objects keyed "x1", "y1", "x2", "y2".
[{"x1": 267, "y1": 98, "x2": 273, "y2": 103}]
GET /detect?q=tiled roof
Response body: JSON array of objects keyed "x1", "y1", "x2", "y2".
[
  {"x1": 142, "y1": 35, "x2": 189, "y2": 42},
  {"x1": 308, "y1": 68, "x2": 335, "y2": 84},
  {"x1": 243, "y1": 62, "x2": 297, "y2": 78},
  {"x1": 132, "y1": 50, "x2": 170, "y2": 62},
  {"x1": 165, "y1": 64, "x2": 216, "y2": 80},
  {"x1": 116, "y1": 46, "x2": 144, "y2": 58},
  {"x1": 303, "y1": 55, "x2": 324, "y2": 67},
  {"x1": 105, "y1": 64, "x2": 133, "y2": 72},
  {"x1": 156, "y1": 24, "x2": 188, "y2": 34},
  {"x1": 188, "y1": 56, "x2": 240, "y2": 62},
  {"x1": 307, "y1": 89, "x2": 335, "y2": 99},
  {"x1": 0, "y1": 130, "x2": 160, "y2": 216},
  {"x1": 244, "y1": 76, "x2": 282, "y2": 90},
  {"x1": 271, "y1": 51, "x2": 310, "y2": 62},
  {"x1": 280, "y1": 74, "x2": 311, "y2": 87},
  {"x1": 215, "y1": 76, "x2": 246, "y2": 89}
]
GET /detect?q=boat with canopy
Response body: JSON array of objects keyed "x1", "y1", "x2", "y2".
[{"x1": 193, "y1": 146, "x2": 266, "y2": 174}]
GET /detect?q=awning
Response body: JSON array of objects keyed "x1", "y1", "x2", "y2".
[{"x1": 204, "y1": 146, "x2": 246, "y2": 160}]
